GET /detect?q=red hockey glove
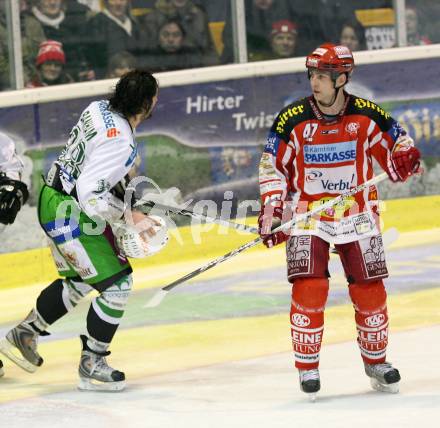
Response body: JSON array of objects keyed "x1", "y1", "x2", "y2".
[
  {"x1": 258, "y1": 204, "x2": 289, "y2": 248},
  {"x1": 390, "y1": 135, "x2": 421, "y2": 182}
]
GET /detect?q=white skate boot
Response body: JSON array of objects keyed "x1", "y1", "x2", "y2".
[
  {"x1": 0, "y1": 309, "x2": 47, "y2": 373},
  {"x1": 78, "y1": 335, "x2": 125, "y2": 392},
  {"x1": 364, "y1": 362, "x2": 401, "y2": 393},
  {"x1": 298, "y1": 368, "x2": 320, "y2": 401},
  {"x1": 0, "y1": 360, "x2": 4, "y2": 377}
]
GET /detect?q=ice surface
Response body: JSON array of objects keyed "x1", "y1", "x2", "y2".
[{"x1": 0, "y1": 326, "x2": 438, "y2": 428}]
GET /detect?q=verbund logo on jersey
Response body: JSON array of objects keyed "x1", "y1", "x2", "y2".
[
  {"x1": 303, "y1": 141, "x2": 356, "y2": 164},
  {"x1": 304, "y1": 166, "x2": 357, "y2": 195}
]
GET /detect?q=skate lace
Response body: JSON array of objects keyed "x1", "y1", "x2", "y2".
[
  {"x1": 89, "y1": 352, "x2": 113, "y2": 377},
  {"x1": 300, "y1": 369, "x2": 319, "y2": 382},
  {"x1": 369, "y1": 362, "x2": 394, "y2": 376}
]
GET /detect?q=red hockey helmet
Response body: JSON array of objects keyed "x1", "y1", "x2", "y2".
[{"x1": 306, "y1": 43, "x2": 354, "y2": 75}]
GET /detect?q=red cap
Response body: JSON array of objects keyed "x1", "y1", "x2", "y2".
[
  {"x1": 36, "y1": 40, "x2": 66, "y2": 66},
  {"x1": 271, "y1": 20, "x2": 297, "y2": 37}
]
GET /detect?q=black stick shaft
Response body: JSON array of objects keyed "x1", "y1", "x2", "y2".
[
  {"x1": 138, "y1": 200, "x2": 258, "y2": 234},
  {"x1": 159, "y1": 172, "x2": 388, "y2": 293}
]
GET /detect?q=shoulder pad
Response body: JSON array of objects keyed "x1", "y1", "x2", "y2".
[
  {"x1": 273, "y1": 98, "x2": 309, "y2": 137},
  {"x1": 348, "y1": 95, "x2": 394, "y2": 130}
]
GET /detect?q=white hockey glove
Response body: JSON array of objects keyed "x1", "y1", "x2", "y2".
[{"x1": 113, "y1": 214, "x2": 169, "y2": 258}]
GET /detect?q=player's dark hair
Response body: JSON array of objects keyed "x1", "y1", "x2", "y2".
[{"x1": 108, "y1": 69, "x2": 158, "y2": 118}]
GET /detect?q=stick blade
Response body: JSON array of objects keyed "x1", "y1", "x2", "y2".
[
  {"x1": 143, "y1": 289, "x2": 169, "y2": 308},
  {"x1": 382, "y1": 227, "x2": 399, "y2": 249}
]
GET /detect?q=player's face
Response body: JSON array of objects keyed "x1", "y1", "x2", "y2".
[
  {"x1": 142, "y1": 93, "x2": 158, "y2": 121},
  {"x1": 309, "y1": 69, "x2": 335, "y2": 104}
]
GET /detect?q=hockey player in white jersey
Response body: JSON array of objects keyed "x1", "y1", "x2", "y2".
[
  {"x1": 0, "y1": 132, "x2": 29, "y2": 377},
  {"x1": 0, "y1": 70, "x2": 167, "y2": 391}
]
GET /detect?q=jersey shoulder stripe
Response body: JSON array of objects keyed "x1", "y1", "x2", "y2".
[
  {"x1": 272, "y1": 97, "x2": 311, "y2": 139},
  {"x1": 347, "y1": 95, "x2": 395, "y2": 132}
]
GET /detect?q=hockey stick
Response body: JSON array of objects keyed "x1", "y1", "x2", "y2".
[
  {"x1": 135, "y1": 199, "x2": 258, "y2": 234},
  {"x1": 144, "y1": 172, "x2": 389, "y2": 308}
]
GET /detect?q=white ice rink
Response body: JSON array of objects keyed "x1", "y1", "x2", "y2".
[{"x1": 1, "y1": 325, "x2": 439, "y2": 428}]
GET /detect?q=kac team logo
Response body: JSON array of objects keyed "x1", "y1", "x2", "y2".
[
  {"x1": 291, "y1": 313, "x2": 311, "y2": 327},
  {"x1": 365, "y1": 314, "x2": 386, "y2": 327},
  {"x1": 345, "y1": 122, "x2": 360, "y2": 136}
]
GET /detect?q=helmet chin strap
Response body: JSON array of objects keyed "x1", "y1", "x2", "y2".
[{"x1": 319, "y1": 80, "x2": 344, "y2": 108}]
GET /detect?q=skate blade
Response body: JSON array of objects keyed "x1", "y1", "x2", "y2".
[
  {"x1": 300, "y1": 386, "x2": 319, "y2": 402},
  {"x1": 370, "y1": 378, "x2": 399, "y2": 394},
  {"x1": 78, "y1": 377, "x2": 126, "y2": 392},
  {"x1": 0, "y1": 338, "x2": 38, "y2": 373},
  {"x1": 307, "y1": 392, "x2": 317, "y2": 402}
]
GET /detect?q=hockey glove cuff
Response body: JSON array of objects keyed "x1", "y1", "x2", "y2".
[{"x1": 390, "y1": 135, "x2": 421, "y2": 182}]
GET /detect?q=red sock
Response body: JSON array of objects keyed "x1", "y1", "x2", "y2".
[
  {"x1": 349, "y1": 281, "x2": 388, "y2": 364},
  {"x1": 290, "y1": 278, "x2": 329, "y2": 370}
]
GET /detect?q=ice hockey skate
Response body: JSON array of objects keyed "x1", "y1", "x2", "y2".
[
  {"x1": 364, "y1": 362, "x2": 401, "y2": 393},
  {"x1": 0, "y1": 359, "x2": 4, "y2": 377},
  {"x1": 298, "y1": 369, "x2": 320, "y2": 401},
  {"x1": 0, "y1": 310, "x2": 46, "y2": 373},
  {"x1": 78, "y1": 335, "x2": 126, "y2": 392}
]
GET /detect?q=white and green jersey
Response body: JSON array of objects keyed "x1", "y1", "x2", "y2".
[
  {"x1": 56, "y1": 100, "x2": 137, "y2": 222},
  {"x1": 0, "y1": 132, "x2": 24, "y2": 181}
]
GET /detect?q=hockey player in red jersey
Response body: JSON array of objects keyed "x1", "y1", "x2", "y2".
[{"x1": 258, "y1": 43, "x2": 421, "y2": 398}]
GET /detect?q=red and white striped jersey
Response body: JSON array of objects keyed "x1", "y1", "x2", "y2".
[{"x1": 259, "y1": 93, "x2": 404, "y2": 244}]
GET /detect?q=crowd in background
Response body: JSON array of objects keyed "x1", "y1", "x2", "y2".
[{"x1": 0, "y1": 0, "x2": 439, "y2": 91}]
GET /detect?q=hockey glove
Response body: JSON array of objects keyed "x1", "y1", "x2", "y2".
[
  {"x1": 0, "y1": 174, "x2": 29, "y2": 225},
  {"x1": 114, "y1": 212, "x2": 168, "y2": 258},
  {"x1": 390, "y1": 135, "x2": 421, "y2": 182},
  {"x1": 258, "y1": 204, "x2": 290, "y2": 248}
]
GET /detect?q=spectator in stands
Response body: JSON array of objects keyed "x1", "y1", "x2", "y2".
[
  {"x1": 286, "y1": 0, "x2": 358, "y2": 55},
  {"x1": 141, "y1": 0, "x2": 218, "y2": 65},
  {"x1": 339, "y1": 19, "x2": 366, "y2": 51},
  {"x1": 0, "y1": 4, "x2": 46, "y2": 90},
  {"x1": 106, "y1": 51, "x2": 137, "y2": 78},
  {"x1": 348, "y1": 0, "x2": 394, "y2": 50},
  {"x1": 221, "y1": 0, "x2": 292, "y2": 63},
  {"x1": 20, "y1": 0, "x2": 30, "y2": 12},
  {"x1": 269, "y1": 20, "x2": 297, "y2": 59},
  {"x1": 405, "y1": 6, "x2": 432, "y2": 46},
  {"x1": 250, "y1": 19, "x2": 298, "y2": 61},
  {"x1": 31, "y1": 0, "x2": 94, "y2": 81},
  {"x1": 27, "y1": 40, "x2": 74, "y2": 87},
  {"x1": 415, "y1": 0, "x2": 440, "y2": 43},
  {"x1": 87, "y1": 0, "x2": 146, "y2": 79},
  {"x1": 139, "y1": 19, "x2": 204, "y2": 72}
]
